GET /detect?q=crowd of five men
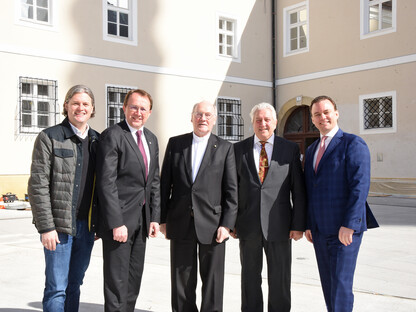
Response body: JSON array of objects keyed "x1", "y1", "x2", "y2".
[{"x1": 28, "y1": 85, "x2": 377, "y2": 312}]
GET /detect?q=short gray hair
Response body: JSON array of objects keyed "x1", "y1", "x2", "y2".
[
  {"x1": 249, "y1": 102, "x2": 277, "y2": 123},
  {"x1": 192, "y1": 100, "x2": 217, "y2": 116}
]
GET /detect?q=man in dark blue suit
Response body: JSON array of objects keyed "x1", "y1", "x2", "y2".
[{"x1": 304, "y1": 95, "x2": 377, "y2": 312}]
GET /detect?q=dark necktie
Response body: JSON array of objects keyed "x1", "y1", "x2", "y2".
[
  {"x1": 136, "y1": 130, "x2": 148, "y2": 179},
  {"x1": 315, "y1": 136, "x2": 327, "y2": 173},
  {"x1": 259, "y1": 141, "x2": 269, "y2": 184}
]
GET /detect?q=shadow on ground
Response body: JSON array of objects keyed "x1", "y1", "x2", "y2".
[{"x1": 0, "y1": 302, "x2": 150, "y2": 312}]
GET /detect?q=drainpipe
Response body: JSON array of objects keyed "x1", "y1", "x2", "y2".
[
  {"x1": 271, "y1": 0, "x2": 277, "y2": 110},
  {"x1": 271, "y1": 0, "x2": 278, "y2": 134}
]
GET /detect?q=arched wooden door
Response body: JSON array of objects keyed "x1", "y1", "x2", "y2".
[{"x1": 283, "y1": 106, "x2": 319, "y2": 166}]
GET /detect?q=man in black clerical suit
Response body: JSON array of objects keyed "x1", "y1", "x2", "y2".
[{"x1": 160, "y1": 100, "x2": 238, "y2": 312}]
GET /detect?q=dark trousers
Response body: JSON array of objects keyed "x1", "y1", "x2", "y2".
[
  {"x1": 312, "y1": 230, "x2": 363, "y2": 312},
  {"x1": 239, "y1": 237, "x2": 292, "y2": 312},
  {"x1": 170, "y1": 234, "x2": 226, "y2": 312},
  {"x1": 102, "y1": 222, "x2": 147, "y2": 312}
]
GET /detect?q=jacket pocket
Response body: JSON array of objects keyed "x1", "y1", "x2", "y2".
[
  {"x1": 213, "y1": 205, "x2": 222, "y2": 215},
  {"x1": 54, "y1": 148, "x2": 74, "y2": 158}
]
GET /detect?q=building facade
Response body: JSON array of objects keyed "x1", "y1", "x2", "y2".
[
  {"x1": 275, "y1": 0, "x2": 416, "y2": 196},
  {"x1": 0, "y1": 0, "x2": 414, "y2": 198},
  {"x1": 0, "y1": 0, "x2": 273, "y2": 198}
]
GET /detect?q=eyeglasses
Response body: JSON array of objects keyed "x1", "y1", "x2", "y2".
[
  {"x1": 127, "y1": 105, "x2": 148, "y2": 114},
  {"x1": 194, "y1": 112, "x2": 215, "y2": 120}
]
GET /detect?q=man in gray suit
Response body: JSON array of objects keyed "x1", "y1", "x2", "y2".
[{"x1": 232, "y1": 102, "x2": 306, "y2": 312}]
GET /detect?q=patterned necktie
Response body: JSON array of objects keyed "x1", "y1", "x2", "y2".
[
  {"x1": 259, "y1": 141, "x2": 269, "y2": 183},
  {"x1": 136, "y1": 130, "x2": 148, "y2": 179},
  {"x1": 315, "y1": 136, "x2": 327, "y2": 173}
]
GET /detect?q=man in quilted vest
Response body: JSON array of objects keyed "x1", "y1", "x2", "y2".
[{"x1": 28, "y1": 85, "x2": 100, "y2": 312}]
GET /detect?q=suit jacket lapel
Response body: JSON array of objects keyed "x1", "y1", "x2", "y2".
[
  {"x1": 246, "y1": 136, "x2": 261, "y2": 185},
  {"x1": 182, "y1": 133, "x2": 193, "y2": 184},
  {"x1": 143, "y1": 127, "x2": 155, "y2": 180},
  {"x1": 316, "y1": 129, "x2": 343, "y2": 173},
  {"x1": 307, "y1": 139, "x2": 319, "y2": 175},
  {"x1": 121, "y1": 120, "x2": 147, "y2": 181},
  {"x1": 262, "y1": 136, "x2": 282, "y2": 184}
]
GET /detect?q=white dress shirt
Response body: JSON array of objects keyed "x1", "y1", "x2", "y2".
[{"x1": 192, "y1": 132, "x2": 211, "y2": 182}]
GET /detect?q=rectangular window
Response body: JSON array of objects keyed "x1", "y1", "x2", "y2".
[
  {"x1": 103, "y1": 0, "x2": 137, "y2": 45},
  {"x1": 218, "y1": 18, "x2": 236, "y2": 58},
  {"x1": 217, "y1": 98, "x2": 244, "y2": 142},
  {"x1": 107, "y1": 86, "x2": 133, "y2": 127},
  {"x1": 361, "y1": 0, "x2": 396, "y2": 39},
  {"x1": 217, "y1": 13, "x2": 241, "y2": 62},
  {"x1": 19, "y1": 77, "x2": 58, "y2": 134},
  {"x1": 359, "y1": 91, "x2": 396, "y2": 134},
  {"x1": 21, "y1": 0, "x2": 49, "y2": 23},
  {"x1": 283, "y1": 2, "x2": 309, "y2": 57},
  {"x1": 16, "y1": 0, "x2": 58, "y2": 30}
]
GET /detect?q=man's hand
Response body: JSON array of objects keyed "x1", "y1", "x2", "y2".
[
  {"x1": 113, "y1": 225, "x2": 128, "y2": 243},
  {"x1": 159, "y1": 223, "x2": 167, "y2": 238},
  {"x1": 149, "y1": 222, "x2": 160, "y2": 238},
  {"x1": 41, "y1": 230, "x2": 60, "y2": 251},
  {"x1": 230, "y1": 227, "x2": 238, "y2": 239},
  {"x1": 289, "y1": 230, "x2": 303, "y2": 241},
  {"x1": 339, "y1": 226, "x2": 354, "y2": 246},
  {"x1": 216, "y1": 226, "x2": 230, "y2": 243},
  {"x1": 305, "y1": 230, "x2": 313, "y2": 243}
]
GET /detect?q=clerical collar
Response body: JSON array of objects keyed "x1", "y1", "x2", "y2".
[{"x1": 192, "y1": 132, "x2": 211, "y2": 142}]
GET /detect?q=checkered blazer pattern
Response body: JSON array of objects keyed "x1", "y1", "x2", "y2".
[{"x1": 304, "y1": 129, "x2": 371, "y2": 235}]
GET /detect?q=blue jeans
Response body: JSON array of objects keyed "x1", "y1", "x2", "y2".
[{"x1": 42, "y1": 220, "x2": 95, "y2": 312}]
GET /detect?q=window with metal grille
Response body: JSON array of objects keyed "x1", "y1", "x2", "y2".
[
  {"x1": 217, "y1": 98, "x2": 244, "y2": 142},
  {"x1": 19, "y1": 77, "x2": 58, "y2": 134},
  {"x1": 363, "y1": 96, "x2": 393, "y2": 129},
  {"x1": 107, "y1": 86, "x2": 132, "y2": 127}
]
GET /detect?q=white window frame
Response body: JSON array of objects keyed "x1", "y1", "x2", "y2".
[
  {"x1": 105, "y1": 84, "x2": 136, "y2": 127},
  {"x1": 216, "y1": 13, "x2": 241, "y2": 63},
  {"x1": 360, "y1": 0, "x2": 396, "y2": 39},
  {"x1": 216, "y1": 97, "x2": 244, "y2": 142},
  {"x1": 283, "y1": 1, "x2": 309, "y2": 57},
  {"x1": 19, "y1": 76, "x2": 58, "y2": 134},
  {"x1": 103, "y1": 0, "x2": 138, "y2": 46},
  {"x1": 359, "y1": 91, "x2": 396, "y2": 134},
  {"x1": 15, "y1": 0, "x2": 59, "y2": 32}
]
